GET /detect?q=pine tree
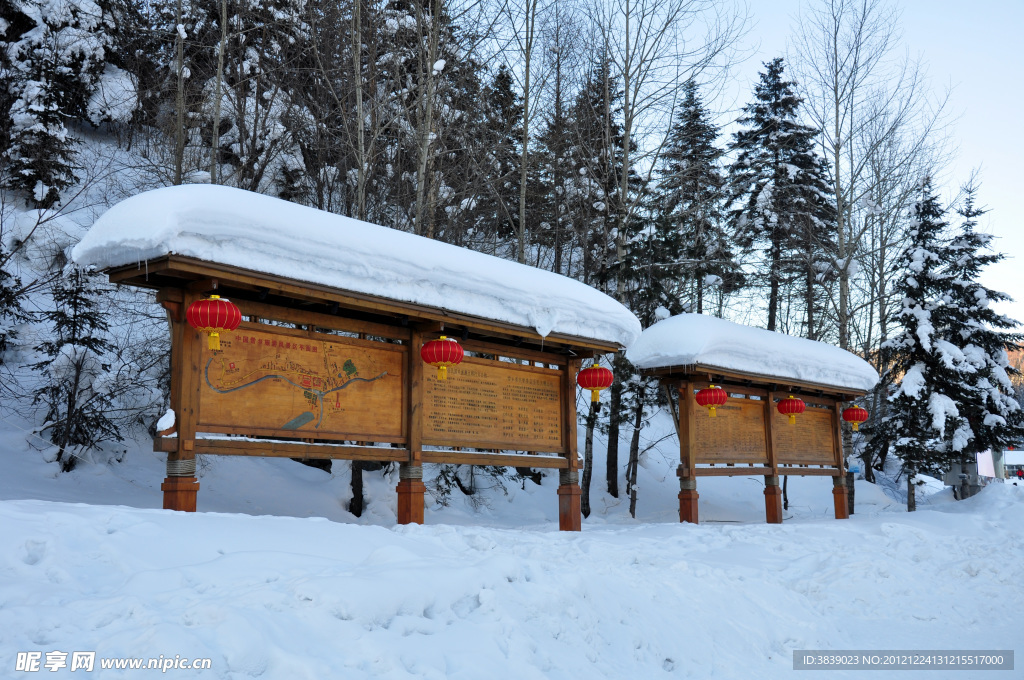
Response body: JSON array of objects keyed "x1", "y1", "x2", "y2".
[
  {"x1": 652, "y1": 79, "x2": 741, "y2": 315},
  {"x1": 727, "y1": 57, "x2": 834, "y2": 333},
  {"x1": 563, "y1": 58, "x2": 641, "y2": 502},
  {"x1": 882, "y1": 178, "x2": 968, "y2": 510},
  {"x1": 0, "y1": 240, "x2": 28, "y2": 395},
  {"x1": 1, "y1": 0, "x2": 111, "y2": 206},
  {"x1": 464, "y1": 63, "x2": 521, "y2": 252},
  {"x1": 943, "y1": 182, "x2": 1024, "y2": 462},
  {"x1": 565, "y1": 58, "x2": 628, "y2": 289},
  {"x1": 33, "y1": 265, "x2": 120, "y2": 472}
]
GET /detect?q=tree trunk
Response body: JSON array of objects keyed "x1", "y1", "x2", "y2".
[
  {"x1": 349, "y1": 460, "x2": 365, "y2": 517},
  {"x1": 210, "y1": 0, "x2": 227, "y2": 183},
  {"x1": 352, "y1": 0, "x2": 366, "y2": 220},
  {"x1": 767, "y1": 237, "x2": 780, "y2": 331},
  {"x1": 581, "y1": 400, "x2": 598, "y2": 518},
  {"x1": 906, "y1": 469, "x2": 916, "y2": 512},
  {"x1": 605, "y1": 360, "x2": 624, "y2": 498},
  {"x1": 782, "y1": 474, "x2": 789, "y2": 510},
  {"x1": 413, "y1": 0, "x2": 439, "y2": 237},
  {"x1": 57, "y1": 362, "x2": 84, "y2": 473},
  {"x1": 173, "y1": 0, "x2": 185, "y2": 185},
  {"x1": 626, "y1": 396, "x2": 643, "y2": 518}
]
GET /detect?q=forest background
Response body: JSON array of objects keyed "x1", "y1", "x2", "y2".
[{"x1": 1, "y1": 0, "x2": 1021, "y2": 515}]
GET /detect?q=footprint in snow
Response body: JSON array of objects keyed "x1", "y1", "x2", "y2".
[{"x1": 22, "y1": 540, "x2": 46, "y2": 566}]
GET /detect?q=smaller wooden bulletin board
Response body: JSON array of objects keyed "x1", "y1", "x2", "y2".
[
  {"x1": 423, "y1": 357, "x2": 564, "y2": 453},
  {"x1": 680, "y1": 382, "x2": 844, "y2": 477}
]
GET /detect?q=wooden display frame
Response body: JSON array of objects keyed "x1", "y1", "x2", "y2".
[
  {"x1": 105, "y1": 255, "x2": 616, "y2": 531},
  {"x1": 648, "y1": 367, "x2": 868, "y2": 525}
]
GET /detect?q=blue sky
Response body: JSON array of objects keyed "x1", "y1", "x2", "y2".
[{"x1": 737, "y1": 0, "x2": 1024, "y2": 323}]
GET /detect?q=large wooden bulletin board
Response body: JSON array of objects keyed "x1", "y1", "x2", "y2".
[{"x1": 197, "y1": 324, "x2": 406, "y2": 442}]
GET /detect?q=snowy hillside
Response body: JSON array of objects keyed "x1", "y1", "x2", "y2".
[{"x1": 1, "y1": 413, "x2": 1022, "y2": 678}]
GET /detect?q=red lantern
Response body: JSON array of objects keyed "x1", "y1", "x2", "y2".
[
  {"x1": 777, "y1": 395, "x2": 805, "y2": 425},
  {"x1": 420, "y1": 336, "x2": 464, "y2": 380},
  {"x1": 577, "y1": 365, "x2": 614, "y2": 402},
  {"x1": 843, "y1": 405, "x2": 869, "y2": 432},
  {"x1": 696, "y1": 385, "x2": 728, "y2": 417},
  {"x1": 186, "y1": 294, "x2": 241, "y2": 351}
]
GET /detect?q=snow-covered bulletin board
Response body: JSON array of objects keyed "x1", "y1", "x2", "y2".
[
  {"x1": 197, "y1": 324, "x2": 406, "y2": 442},
  {"x1": 627, "y1": 314, "x2": 879, "y2": 526},
  {"x1": 73, "y1": 185, "x2": 643, "y2": 531},
  {"x1": 423, "y1": 358, "x2": 564, "y2": 453}
]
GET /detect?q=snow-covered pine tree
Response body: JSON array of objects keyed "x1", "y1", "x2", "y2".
[
  {"x1": 463, "y1": 62, "x2": 521, "y2": 253},
  {"x1": 32, "y1": 265, "x2": 120, "y2": 472},
  {"x1": 881, "y1": 178, "x2": 970, "y2": 510},
  {"x1": 727, "y1": 57, "x2": 833, "y2": 333},
  {"x1": 652, "y1": 78, "x2": 741, "y2": 315},
  {"x1": 1, "y1": 0, "x2": 116, "y2": 207},
  {"x1": 943, "y1": 181, "x2": 1024, "y2": 465},
  {"x1": 0, "y1": 239, "x2": 28, "y2": 396}
]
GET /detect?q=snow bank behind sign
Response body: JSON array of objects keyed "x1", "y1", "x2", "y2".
[
  {"x1": 71, "y1": 185, "x2": 641, "y2": 347},
  {"x1": 627, "y1": 314, "x2": 878, "y2": 392}
]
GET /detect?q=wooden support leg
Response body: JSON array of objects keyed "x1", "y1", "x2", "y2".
[
  {"x1": 764, "y1": 475, "x2": 783, "y2": 524},
  {"x1": 557, "y1": 470, "x2": 582, "y2": 531},
  {"x1": 833, "y1": 475, "x2": 850, "y2": 519},
  {"x1": 162, "y1": 457, "x2": 199, "y2": 512},
  {"x1": 679, "y1": 478, "x2": 699, "y2": 524},
  {"x1": 396, "y1": 464, "x2": 425, "y2": 525}
]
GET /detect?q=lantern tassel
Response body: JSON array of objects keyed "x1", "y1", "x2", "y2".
[
  {"x1": 591, "y1": 389, "x2": 599, "y2": 402},
  {"x1": 438, "y1": 365, "x2": 447, "y2": 380},
  {"x1": 852, "y1": 422, "x2": 860, "y2": 432},
  {"x1": 708, "y1": 407, "x2": 717, "y2": 417},
  {"x1": 788, "y1": 414, "x2": 796, "y2": 425},
  {"x1": 208, "y1": 332, "x2": 220, "y2": 351}
]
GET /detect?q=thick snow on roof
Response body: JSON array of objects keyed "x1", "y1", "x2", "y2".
[
  {"x1": 72, "y1": 185, "x2": 641, "y2": 347},
  {"x1": 627, "y1": 313, "x2": 879, "y2": 392}
]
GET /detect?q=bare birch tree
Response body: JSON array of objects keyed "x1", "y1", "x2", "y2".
[
  {"x1": 791, "y1": 0, "x2": 949, "y2": 351},
  {"x1": 585, "y1": 0, "x2": 744, "y2": 498}
]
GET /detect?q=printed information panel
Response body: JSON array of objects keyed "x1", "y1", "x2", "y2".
[
  {"x1": 774, "y1": 407, "x2": 836, "y2": 465},
  {"x1": 693, "y1": 399, "x2": 769, "y2": 464},
  {"x1": 197, "y1": 326, "x2": 404, "y2": 440},
  {"x1": 423, "y1": 358, "x2": 564, "y2": 452}
]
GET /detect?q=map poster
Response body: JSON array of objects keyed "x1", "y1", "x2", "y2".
[
  {"x1": 423, "y1": 358, "x2": 564, "y2": 453},
  {"x1": 693, "y1": 399, "x2": 770, "y2": 464},
  {"x1": 197, "y1": 326, "x2": 405, "y2": 441}
]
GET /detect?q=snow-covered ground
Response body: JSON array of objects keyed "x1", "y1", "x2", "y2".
[{"x1": 1, "y1": 412, "x2": 1021, "y2": 678}]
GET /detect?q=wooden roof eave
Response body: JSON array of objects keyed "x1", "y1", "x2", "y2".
[
  {"x1": 638, "y1": 362, "x2": 872, "y2": 400},
  {"x1": 106, "y1": 255, "x2": 624, "y2": 354}
]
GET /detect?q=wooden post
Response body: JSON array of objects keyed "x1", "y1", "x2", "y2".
[
  {"x1": 558, "y1": 358, "x2": 582, "y2": 531},
  {"x1": 764, "y1": 391, "x2": 783, "y2": 524},
  {"x1": 558, "y1": 470, "x2": 582, "y2": 531},
  {"x1": 398, "y1": 329, "x2": 426, "y2": 524},
  {"x1": 397, "y1": 464, "x2": 426, "y2": 524},
  {"x1": 832, "y1": 474, "x2": 850, "y2": 519},
  {"x1": 679, "y1": 476, "x2": 699, "y2": 524},
  {"x1": 764, "y1": 475, "x2": 783, "y2": 523},
  {"x1": 162, "y1": 288, "x2": 201, "y2": 512},
  {"x1": 162, "y1": 468, "x2": 199, "y2": 511},
  {"x1": 678, "y1": 383, "x2": 699, "y2": 523}
]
